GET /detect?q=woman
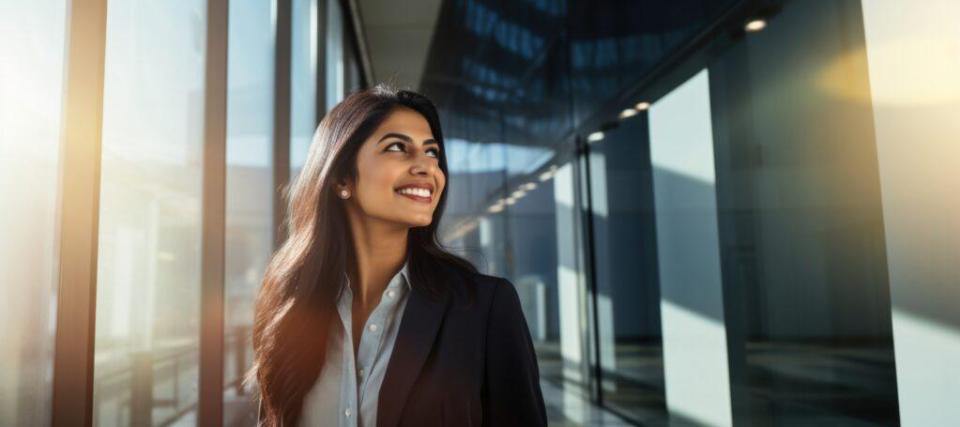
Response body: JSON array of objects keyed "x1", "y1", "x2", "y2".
[{"x1": 249, "y1": 84, "x2": 547, "y2": 427}]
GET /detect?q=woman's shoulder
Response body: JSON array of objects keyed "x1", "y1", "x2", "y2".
[{"x1": 440, "y1": 264, "x2": 518, "y2": 312}]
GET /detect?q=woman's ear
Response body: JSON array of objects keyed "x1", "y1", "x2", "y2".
[
  {"x1": 336, "y1": 181, "x2": 347, "y2": 192},
  {"x1": 335, "y1": 178, "x2": 352, "y2": 199}
]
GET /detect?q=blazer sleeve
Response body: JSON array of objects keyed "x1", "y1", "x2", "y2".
[{"x1": 481, "y1": 277, "x2": 548, "y2": 427}]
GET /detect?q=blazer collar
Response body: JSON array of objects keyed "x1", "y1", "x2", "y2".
[{"x1": 376, "y1": 281, "x2": 451, "y2": 427}]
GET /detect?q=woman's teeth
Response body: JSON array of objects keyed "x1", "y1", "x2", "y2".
[{"x1": 397, "y1": 188, "x2": 431, "y2": 198}]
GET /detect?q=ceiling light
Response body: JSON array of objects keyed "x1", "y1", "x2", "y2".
[
  {"x1": 634, "y1": 101, "x2": 650, "y2": 111},
  {"x1": 618, "y1": 108, "x2": 637, "y2": 119},
  {"x1": 745, "y1": 18, "x2": 766, "y2": 32},
  {"x1": 587, "y1": 131, "x2": 604, "y2": 143}
]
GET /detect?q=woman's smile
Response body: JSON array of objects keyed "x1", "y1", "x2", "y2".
[{"x1": 395, "y1": 182, "x2": 435, "y2": 203}]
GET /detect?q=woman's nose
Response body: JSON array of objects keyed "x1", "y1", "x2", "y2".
[{"x1": 411, "y1": 154, "x2": 437, "y2": 175}]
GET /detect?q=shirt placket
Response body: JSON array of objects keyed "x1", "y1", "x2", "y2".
[
  {"x1": 337, "y1": 285, "x2": 359, "y2": 427},
  {"x1": 355, "y1": 276, "x2": 404, "y2": 420}
]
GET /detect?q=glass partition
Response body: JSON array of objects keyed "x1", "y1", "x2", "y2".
[
  {"x1": 707, "y1": 1, "x2": 898, "y2": 424},
  {"x1": 324, "y1": 0, "x2": 345, "y2": 111},
  {"x1": 585, "y1": 112, "x2": 667, "y2": 424},
  {"x1": 290, "y1": 0, "x2": 319, "y2": 176},
  {"x1": 93, "y1": 1, "x2": 207, "y2": 424},
  {"x1": 0, "y1": 1, "x2": 69, "y2": 424},
  {"x1": 223, "y1": 0, "x2": 276, "y2": 424}
]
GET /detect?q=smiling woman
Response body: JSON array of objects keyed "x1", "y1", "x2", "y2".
[{"x1": 249, "y1": 84, "x2": 547, "y2": 427}]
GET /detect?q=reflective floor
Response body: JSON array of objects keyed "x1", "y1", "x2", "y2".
[{"x1": 543, "y1": 381, "x2": 636, "y2": 427}]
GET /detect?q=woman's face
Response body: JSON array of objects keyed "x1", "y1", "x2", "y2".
[{"x1": 342, "y1": 106, "x2": 445, "y2": 228}]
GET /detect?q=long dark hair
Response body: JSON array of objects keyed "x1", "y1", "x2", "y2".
[{"x1": 248, "y1": 84, "x2": 478, "y2": 426}]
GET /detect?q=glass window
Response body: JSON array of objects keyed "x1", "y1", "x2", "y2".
[
  {"x1": 0, "y1": 1, "x2": 69, "y2": 424},
  {"x1": 343, "y1": 33, "x2": 363, "y2": 94},
  {"x1": 325, "y1": 0, "x2": 345, "y2": 111},
  {"x1": 223, "y1": 0, "x2": 276, "y2": 424},
  {"x1": 414, "y1": 0, "x2": 960, "y2": 423},
  {"x1": 591, "y1": 3, "x2": 900, "y2": 424},
  {"x1": 439, "y1": 137, "x2": 595, "y2": 422},
  {"x1": 860, "y1": 0, "x2": 960, "y2": 424},
  {"x1": 648, "y1": 70, "x2": 732, "y2": 426},
  {"x1": 290, "y1": 0, "x2": 319, "y2": 176},
  {"x1": 707, "y1": 1, "x2": 898, "y2": 424},
  {"x1": 585, "y1": 112, "x2": 667, "y2": 424},
  {"x1": 93, "y1": 1, "x2": 207, "y2": 425}
]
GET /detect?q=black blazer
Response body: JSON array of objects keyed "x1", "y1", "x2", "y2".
[{"x1": 257, "y1": 269, "x2": 548, "y2": 427}]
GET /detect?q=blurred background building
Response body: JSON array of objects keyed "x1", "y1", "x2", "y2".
[{"x1": 2, "y1": 0, "x2": 958, "y2": 425}]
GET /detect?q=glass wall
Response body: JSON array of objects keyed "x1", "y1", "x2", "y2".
[
  {"x1": 585, "y1": 112, "x2": 666, "y2": 424},
  {"x1": 343, "y1": 33, "x2": 364, "y2": 95},
  {"x1": 422, "y1": 1, "x2": 747, "y2": 424},
  {"x1": 2, "y1": 0, "x2": 365, "y2": 424},
  {"x1": 423, "y1": 0, "x2": 959, "y2": 425},
  {"x1": 223, "y1": 0, "x2": 276, "y2": 425},
  {"x1": 578, "y1": 1, "x2": 900, "y2": 424},
  {"x1": 708, "y1": 2, "x2": 897, "y2": 424},
  {"x1": 289, "y1": 0, "x2": 319, "y2": 176},
  {"x1": 859, "y1": 1, "x2": 960, "y2": 424},
  {"x1": 0, "y1": 1, "x2": 69, "y2": 425},
  {"x1": 93, "y1": 1, "x2": 207, "y2": 425},
  {"x1": 324, "y1": 0, "x2": 346, "y2": 111},
  {"x1": 440, "y1": 141, "x2": 597, "y2": 424}
]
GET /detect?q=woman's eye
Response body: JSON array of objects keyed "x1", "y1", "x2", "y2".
[{"x1": 386, "y1": 142, "x2": 440, "y2": 158}]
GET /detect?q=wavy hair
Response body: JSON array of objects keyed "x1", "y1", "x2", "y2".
[{"x1": 247, "y1": 84, "x2": 478, "y2": 426}]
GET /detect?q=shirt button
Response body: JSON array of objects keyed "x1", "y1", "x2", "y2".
[
  {"x1": 345, "y1": 408, "x2": 352, "y2": 417},
  {"x1": 368, "y1": 323, "x2": 379, "y2": 332},
  {"x1": 359, "y1": 367, "x2": 365, "y2": 377},
  {"x1": 386, "y1": 289, "x2": 396, "y2": 298}
]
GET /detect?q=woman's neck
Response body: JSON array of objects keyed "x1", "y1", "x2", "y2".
[{"x1": 346, "y1": 214, "x2": 409, "y2": 310}]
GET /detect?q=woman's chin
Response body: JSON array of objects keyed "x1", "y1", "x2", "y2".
[{"x1": 401, "y1": 215, "x2": 433, "y2": 228}]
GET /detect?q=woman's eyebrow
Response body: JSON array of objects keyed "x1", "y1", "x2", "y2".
[{"x1": 378, "y1": 132, "x2": 439, "y2": 147}]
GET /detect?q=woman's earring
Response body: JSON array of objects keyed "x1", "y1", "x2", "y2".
[{"x1": 340, "y1": 189, "x2": 350, "y2": 199}]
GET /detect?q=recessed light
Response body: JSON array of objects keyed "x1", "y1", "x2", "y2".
[
  {"x1": 618, "y1": 108, "x2": 637, "y2": 119},
  {"x1": 587, "y1": 131, "x2": 604, "y2": 143},
  {"x1": 745, "y1": 18, "x2": 766, "y2": 32},
  {"x1": 634, "y1": 101, "x2": 650, "y2": 111}
]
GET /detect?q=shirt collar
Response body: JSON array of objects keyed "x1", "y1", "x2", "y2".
[{"x1": 337, "y1": 256, "x2": 412, "y2": 303}]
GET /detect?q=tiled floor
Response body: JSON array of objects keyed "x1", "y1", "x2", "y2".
[{"x1": 541, "y1": 381, "x2": 636, "y2": 426}]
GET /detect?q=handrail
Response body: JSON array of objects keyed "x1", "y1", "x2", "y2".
[{"x1": 92, "y1": 326, "x2": 252, "y2": 425}]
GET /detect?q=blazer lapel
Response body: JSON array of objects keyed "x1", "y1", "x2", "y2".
[{"x1": 377, "y1": 284, "x2": 450, "y2": 427}]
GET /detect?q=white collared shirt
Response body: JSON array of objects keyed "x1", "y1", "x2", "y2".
[{"x1": 298, "y1": 260, "x2": 412, "y2": 427}]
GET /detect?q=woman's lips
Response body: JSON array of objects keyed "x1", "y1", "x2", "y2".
[{"x1": 396, "y1": 191, "x2": 432, "y2": 203}]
